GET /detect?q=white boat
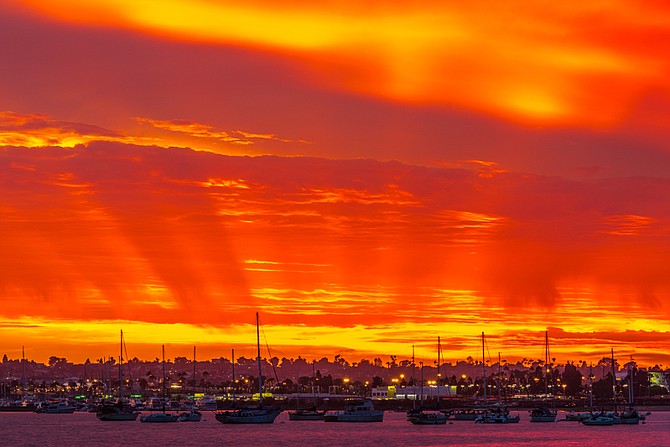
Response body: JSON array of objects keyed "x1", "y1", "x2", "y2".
[
  {"x1": 289, "y1": 360, "x2": 325, "y2": 421},
  {"x1": 216, "y1": 407, "x2": 282, "y2": 424},
  {"x1": 530, "y1": 331, "x2": 557, "y2": 422},
  {"x1": 288, "y1": 406, "x2": 327, "y2": 421},
  {"x1": 529, "y1": 405, "x2": 557, "y2": 422},
  {"x1": 140, "y1": 345, "x2": 178, "y2": 423},
  {"x1": 215, "y1": 313, "x2": 281, "y2": 425},
  {"x1": 564, "y1": 411, "x2": 591, "y2": 422},
  {"x1": 407, "y1": 408, "x2": 447, "y2": 425},
  {"x1": 140, "y1": 412, "x2": 180, "y2": 423},
  {"x1": 449, "y1": 408, "x2": 488, "y2": 420},
  {"x1": 96, "y1": 330, "x2": 139, "y2": 421},
  {"x1": 406, "y1": 337, "x2": 449, "y2": 425},
  {"x1": 581, "y1": 412, "x2": 614, "y2": 426},
  {"x1": 36, "y1": 401, "x2": 76, "y2": 414},
  {"x1": 324, "y1": 400, "x2": 384, "y2": 422},
  {"x1": 475, "y1": 403, "x2": 520, "y2": 424},
  {"x1": 177, "y1": 410, "x2": 203, "y2": 422}
]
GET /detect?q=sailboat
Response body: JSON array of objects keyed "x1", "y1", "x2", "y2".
[
  {"x1": 620, "y1": 357, "x2": 646, "y2": 424},
  {"x1": 475, "y1": 333, "x2": 520, "y2": 424},
  {"x1": 407, "y1": 337, "x2": 447, "y2": 425},
  {"x1": 140, "y1": 345, "x2": 179, "y2": 423},
  {"x1": 178, "y1": 346, "x2": 202, "y2": 422},
  {"x1": 530, "y1": 331, "x2": 557, "y2": 422},
  {"x1": 289, "y1": 360, "x2": 326, "y2": 421},
  {"x1": 96, "y1": 330, "x2": 139, "y2": 421},
  {"x1": 215, "y1": 313, "x2": 282, "y2": 424}
]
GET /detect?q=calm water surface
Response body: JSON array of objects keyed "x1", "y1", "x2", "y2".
[{"x1": 1, "y1": 410, "x2": 669, "y2": 447}]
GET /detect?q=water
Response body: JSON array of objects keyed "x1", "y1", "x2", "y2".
[{"x1": 1, "y1": 411, "x2": 668, "y2": 447}]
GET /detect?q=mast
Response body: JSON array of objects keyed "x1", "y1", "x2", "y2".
[
  {"x1": 628, "y1": 356, "x2": 634, "y2": 408},
  {"x1": 193, "y1": 345, "x2": 197, "y2": 397},
  {"x1": 256, "y1": 312, "x2": 263, "y2": 408},
  {"x1": 482, "y1": 332, "x2": 486, "y2": 404},
  {"x1": 412, "y1": 345, "x2": 416, "y2": 409},
  {"x1": 21, "y1": 346, "x2": 26, "y2": 398},
  {"x1": 588, "y1": 364, "x2": 594, "y2": 409},
  {"x1": 311, "y1": 360, "x2": 317, "y2": 403},
  {"x1": 544, "y1": 331, "x2": 549, "y2": 397},
  {"x1": 611, "y1": 348, "x2": 617, "y2": 413},
  {"x1": 231, "y1": 349, "x2": 236, "y2": 408},
  {"x1": 162, "y1": 344, "x2": 166, "y2": 412},
  {"x1": 119, "y1": 330, "x2": 123, "y2": 400},
  {"x1": 437, "y1": 336, "x2": 441, "y2": 405}
]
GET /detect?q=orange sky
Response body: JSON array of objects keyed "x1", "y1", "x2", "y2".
[{"x1": 1, "y1": 0, "x2": 670, "y2": 367}]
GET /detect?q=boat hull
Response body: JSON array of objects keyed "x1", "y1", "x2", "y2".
[
  {"x1": 324, "y1": 411, "x2": 384, "y2": 422},
  {"x1": 288, "y1": 411, "x2": 326, "y2": 421},
  {"x1": 140, "y1": 413, "x2": 180, "y2": 423},
  {"x1": 215, "y1": 408, "x2": 281, "y2": 424}
]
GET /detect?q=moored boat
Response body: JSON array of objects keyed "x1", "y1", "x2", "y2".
[
  {"x1": 214, "y1": 313, "x2": 282, "y2": 425},
  {"x1": 581, "y1": 411, "x2": 614, "y2": 426},
  {"x1": 177, "y1": 409, "x2": 202, "y2": 422},
  {"x1": 529, "y1": 404, "x2": 557, "y2": 422},
  {"x1": 475, "y1": 403, "x2": 520, "y2": 424},
  {"x1": 140, "y1": 412, "x2": 180, "y2": 423},
  {"x1": 35, "y1": 401, "x2": 76, "y2": 414},
  {"x1": 216, "y1": 407, "x2": 282, "y2": 424},
  {"x1": 288, "y1": 406, "x2": 327, "y2": 421},
  {"x1": 407, "y1": 408, "x2": 447, "y2": 425},
  {"x1": 324, "y1": 400, "x2": 384, "y2": 422}
]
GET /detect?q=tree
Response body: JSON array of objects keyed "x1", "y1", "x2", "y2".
[{"x1": 561, "y1": 362, "x2": 582, "y2": 396}]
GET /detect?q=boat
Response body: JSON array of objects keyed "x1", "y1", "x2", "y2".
[
  {"x1": 288, "y1": 406, "x2": 327, "y2": 421},
  {"x1": 407, "y1": 407, "x2": 447, "y2": 425},
  {"x1": 140, "y1": 345, "x2": 179, "y2": 423},
  {"x1": 474, "y1": 336, "x2": 520, "y2": 424},
  {"x1": 406, "y1": 337, "x2": 447, "y2": 425},
  {"x1": 289, "y1": 360, "x2": 326, "y2": 421},
  {"x1": 475, "y1": 404, "x2": 520, "y2": 424},
  {"x1": 35, "y1": 401, "x2": 76, "y2": 414},
  {"x1": 177, "y1": 410, "x2": 203, "y2": 422},
  {"x1": 564, "y1": 411, "x2": 591, "y2": 422},
  {"x1": 140, "y1": 412, "x2": 179, "y2": 423},
  {"x1": 619, "y1": 357, "x2": 647, "y2": 424},
  {"x1": 96, "y1": 330, "x2": 139, "y2": 421},
  {"x1": 530, "y1": 331, "x2": 557, "y2": 422},
  {"x1": 581, "y1": 411, "x2": 614, "y2": 426},
  {"x1": 324, "y1": 399, "x2": 384, "y2": 422},
  {"x1": 529, "y1": 405, "x2": 557, "y2": 422},
  {"x1": 449, "y1": 407, "x2": 488, "y2": 420},
  {"x1": 215, "y1": 313, "x2": 282, "y2": 424},
  {"x1": 0, "y1": 400, "x2": 38, "y2": 412}
]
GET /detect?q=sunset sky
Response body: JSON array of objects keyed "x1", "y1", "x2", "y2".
[{"x1": 2, "y1": 0, "x2": 670, "y2": 368}]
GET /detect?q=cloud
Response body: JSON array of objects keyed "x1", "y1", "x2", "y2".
[
  {"x1": 0, "y1": 111, "x2": 129, "y2": 147},
  {"x1": 14, "y1": 0, "x2": 670, "y2": 126},
  {"x1": 135, "y1": 116, "x2": 310, "y2": 146}
]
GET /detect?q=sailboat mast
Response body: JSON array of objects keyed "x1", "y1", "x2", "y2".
[
  {"x1": 231, "y1": 349, "x2": 236, "y2": 407},
  {"x1": 588, "y1": 364, "x2": 593, "y2": 409},
  {"x1": 256, "y1": 312, "x2": 263, "y2": 407},
  {"x1": 628, "y1": 356, "x2": 634, "y2": 407},
  {"x1": 119, "y1": 330, "x2": 123, "y2": 399},
  {"x1": 193, "y1": 345, "x2": 197, "y2": 396},
  {"x1": 482, "y1": 332, "x2": 486, "y2": 404},
  {"x1": 312, "y1": 360, "x2": 317, "y2": 402},
  {"x1": 611, "y1": 348, "x2": 617, "y2": 413},
  {"x1": 21, "y1": 346, "x2": 26, "y2": 397},
  {"x1": 544, "y1": 331, "x2": 549, "y2": 397},
  {"x1": 162, "y1": 344, "x2": 166, "y2": 411},
  {"x1": 437, "y1": 336, "x2": 441, "y2": 403}
]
